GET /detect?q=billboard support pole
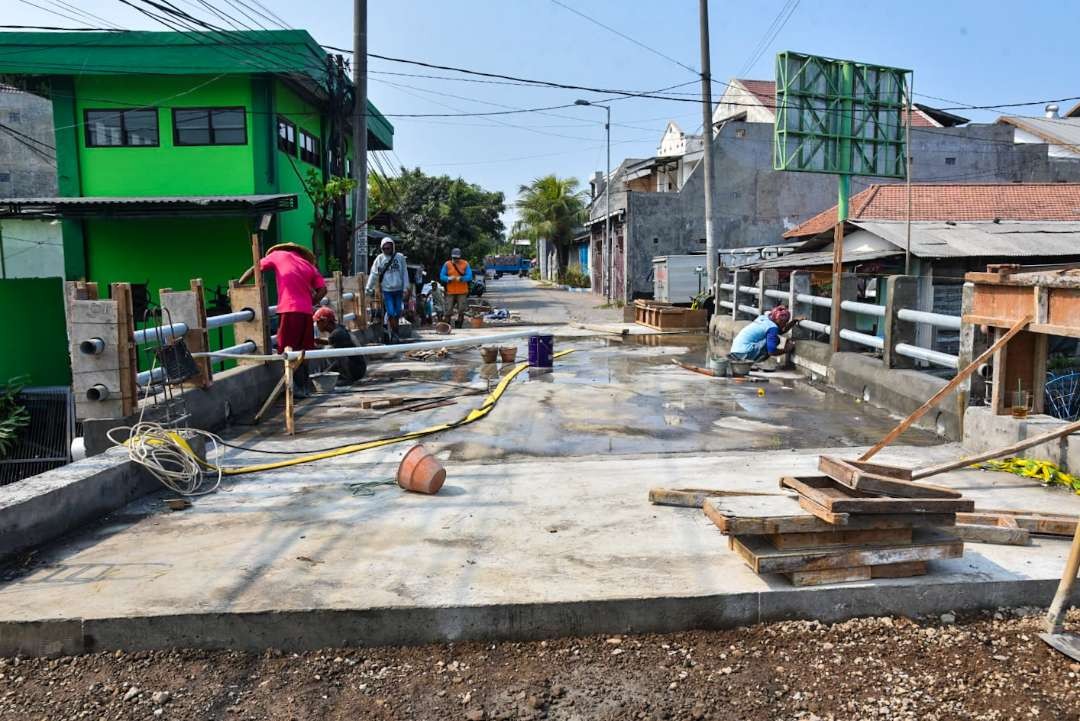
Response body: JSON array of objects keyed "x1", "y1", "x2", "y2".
[{"x1": 831, "y1": 61, "x2": 854, "y2": 353}]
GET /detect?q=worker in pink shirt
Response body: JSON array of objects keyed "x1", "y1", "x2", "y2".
[{"x1": 240, "y1": 242, "x2": 326, "y2": 396}]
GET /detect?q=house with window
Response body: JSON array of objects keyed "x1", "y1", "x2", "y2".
[{"x1": 0, "y1": 30, "x2": 392, "y2": 360}]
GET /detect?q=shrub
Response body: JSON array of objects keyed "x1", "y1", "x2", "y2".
[{"x1": 558, "y1": 268, "x2": 590, "y2": 288}]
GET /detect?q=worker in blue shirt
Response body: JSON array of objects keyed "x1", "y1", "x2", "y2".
[{"x1": 729, "y1": 305, "x2": 803, "y2": 362}]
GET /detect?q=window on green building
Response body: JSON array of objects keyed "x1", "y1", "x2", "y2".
[
  {"x1": 299, "y1": 129, "x2": 320, "y2": 165},
  {"x1": 173, "y1": 108, "x2": 247, "y2": 146},
  {"x1": 85, "y1": 109, "x2": 159, "y2": 147},
  {"x1": 277, "y1": 116, "x2": 296, "y2": 154}
]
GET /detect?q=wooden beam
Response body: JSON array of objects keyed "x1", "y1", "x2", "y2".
[
  {"x1": 859, "y1": 314, "x2": 1032, "y2": 461},
  {"x1": 910, "y1": 417, "x2": 1080, "y2": 480}
]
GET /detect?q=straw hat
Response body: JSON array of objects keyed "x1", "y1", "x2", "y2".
[{"x1": 266, "y1": 242, "x2": 316, "y2": 264}]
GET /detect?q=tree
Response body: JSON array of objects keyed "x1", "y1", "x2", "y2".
[
  {"x1": 302, "y1": 169, "x2": 356, "y2": 271},
  {"x1": 368, "y1": 167, "x2": 505, "y2": 275},
  {"x1": 514, "y1": 175, "x2": 586, "y2": 277}
]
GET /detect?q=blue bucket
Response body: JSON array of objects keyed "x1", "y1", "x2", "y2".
[{"x1": 528, "y1": 334, "x2": 554, "y2": 367}]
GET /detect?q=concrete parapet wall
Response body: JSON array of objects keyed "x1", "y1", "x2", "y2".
[
  {"x1": 963, "y1": 406, "x2": 1080, "y2": 471},
  {"x1": 0, "y1": 447, "x2": 154, "y2": 562},
  {"x1": 708, "y1": 315, "x2": 750, "y2": 341},
  {"x1": 830, "y1": 353, "x2": 961, "y2": 439}
]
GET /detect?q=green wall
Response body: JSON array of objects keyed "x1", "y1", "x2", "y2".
[
  {"x1": 272, "y1": 80, "x2": 324, "y2": 268},
  {"x1": 75, "y1": 75, "x2": 256, "y2": 196},
  {"x1": 0, "y1": 279, "x2": 70, "y2": 386}
]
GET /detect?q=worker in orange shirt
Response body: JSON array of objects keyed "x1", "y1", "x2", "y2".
[{"x1": 439, "y1": 247, "x2": 473, "y2": 328}]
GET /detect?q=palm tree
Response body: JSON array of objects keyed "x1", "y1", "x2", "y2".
[{"x1": 515, "y1": 175, "x2": 586, "y2": 278}]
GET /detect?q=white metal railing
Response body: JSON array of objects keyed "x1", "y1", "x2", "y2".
[
  {"x1": 718, "y1": 282, "x2": 735, "y2": 291},
  {"x1": 737, "y1": 304, "x2": 760, "y2": 316},
  {"x1": 763, "y1": 288, "x2": 788, "y2": 301},
  {"x1": 839, "y1": 328, "x2": 884, "y2": 350},
  {"x1": 798, "y1": 319, "x2": 829, "y2": 335},
  {"x1": 738, "y1": 285, "x2": 757, "y2": 295},
  {"x1": 897, "y1": 308, "x2": 961, "y2": 330},
  {"x1": 796, "y1": 292, "x2": 832, "y2": 308},
  {"x1": 841, "y1": 300, "x2": 886, "y2": 318},
  {"x1": 895, "y1": 343, "x2": 959, "y2": 369}
]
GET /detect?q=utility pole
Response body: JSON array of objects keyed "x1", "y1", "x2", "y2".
[
  {"x1": 351, "y1": 0, "x2": 368, "y2": 274},
  {"x1": 574, "y1": 99, "x2": 610, "y2": 299},
  {"x1": 698, "y1": 0, "x2": 718, "y2": 290}
]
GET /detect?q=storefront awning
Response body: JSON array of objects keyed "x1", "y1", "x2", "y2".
[{"x1": 0, "y1": 194, "x2": 298, "y2": 220}]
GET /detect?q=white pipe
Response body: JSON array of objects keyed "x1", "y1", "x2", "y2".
[
  {"x1": 133, "y1": 322, "x2": 188, "y2": 345},
  {"x1": 796, "y1": 293, "x2": 832, "y2": 308},
  {"x1": 343, "y1": 312, "x2": 356, "y2": 322},
  {"x1": 79, "y1": 337, "x2": 105, "y2": 355},
  {"x1": 738, "y1": 285, "x2": 757, "y2": 295},
  {"x1": 839, "y1": 328, "x2": 884, "y2": 350},
  {"x1": 268, "y1": 304, "x2": 278, "y2": 315},
  {"x1": 206, "y1": 309, "x2": 254, "y2": 329},
  {"x1": 194, "y1": 329, "x2": 540, "y2": 362},
  {"x1": 718, "y1": 283, "x2": 735, "y2": 291},
  {"x1": 799, "y1": 319, "x2": 830, "y2": 335},
  {"x1": 841, "y1": 300, "x2": 886, "y2": 318},
  {"x1": 895, "y1": 343, "x2": 959, "y2": 369},
  {"x1": 763, "y1": 288, "x2": 788, "y2": 300},
  {"x1": 737, "y1": 304, "x2": 760, "y2": 316},
  {"x1": 718, "y1": 300, "x2": 734, "y2": 309},
  {"x1": 897, "y1": 308, "x2": 961, "y2": 330},
  {"x1": 342, "y1": 292, "x2": 355, "y2": 300}
]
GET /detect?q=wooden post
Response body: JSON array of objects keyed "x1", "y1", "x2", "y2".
[
  {"x1": 283, "y1": 346, "x2": 295, "y2": 436},
  {"x1": 110, "y1": 282, "x2": 138, "y2": 416},
  {"x1": 160, "y1": 279, "x2": 213, "y2": 388}
]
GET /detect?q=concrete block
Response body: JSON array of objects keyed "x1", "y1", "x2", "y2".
[
  {"x1": 709, "y1": 316, "x2": 750, "y2": 342},
  {"x1": 0, "y1": 619, "x2": 84, "y2": 658},
  {"x1": 792, "y1": 339, "x2": 832, "y2": 380},
  {"x1": 962, "y1": 406, "x2": 1077, "y2": 470}
]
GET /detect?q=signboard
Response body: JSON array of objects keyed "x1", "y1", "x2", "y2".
[{"x1": 773, "y1": 51, "x2": 910, "y2": 179}]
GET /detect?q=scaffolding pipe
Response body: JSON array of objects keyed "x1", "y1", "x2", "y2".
[
  {"x1": 132, "y1": 322, "x2": 188, "y2": 345},
  {"x1": 195, "y1": 329, "x2": 540, "y2": 362},
  {"x1": 206, "y1": 309, "x2": 254, "y2": 329}
]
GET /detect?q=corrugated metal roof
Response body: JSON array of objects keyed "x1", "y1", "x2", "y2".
[
  {"x1": 998, "y1": 116, "x2": 1080, "y2": 152},
  {"x1": 749, "y1": 248, "x2": 900, "y2": 270},
  {"x1": 0, "y1": 194, "x2": 298, "y2": 219},
  {"x1": 853, "y1": 220, "x2": 1080, "y2": 258}
]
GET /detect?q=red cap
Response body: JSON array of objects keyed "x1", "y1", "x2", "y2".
[{"x1": 313, "y1": 306, "x2": 337, "y2": 323}]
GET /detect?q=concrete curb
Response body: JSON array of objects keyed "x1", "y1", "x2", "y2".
[{"x1": 1, "y1": 578, "x2": 1072, "y2": 657}]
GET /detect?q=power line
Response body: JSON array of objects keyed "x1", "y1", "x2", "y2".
[
  {"x1": 547, "y1": 0, "x2": 698, "y2": 76},
  {"x1": 737, "y1": 0, "x2": 800, "y2": 78}
]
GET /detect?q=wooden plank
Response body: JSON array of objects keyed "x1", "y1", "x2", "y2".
[
  {"x1": 781, "y1": 475, "x2": 974, "y2": 514},
  {"x1": 703, "y1": 495, "x2": 841, "y2": 534},
  {"x1": 769, "y1": 527, "x2": 912, "y2": 550},
  {"x1": 787, "y1": 566, "x2": 871, "y2": 587},
  {"x1": 945, "y1": 523, "x2": 1030, "y2": 546},
  {"x1": 797, "y1": 495, "x2": 850, "y2": 525},
  {"x1": 858, "y1": 314, "x2": 1032, "y2": 461},
  {"x1": 730, "y1": 530, "x2": 963, "y2": 574},
  {"x1": 818, "y1": 456, "x2": 961, "y2": 499},
  {"x1": 912, "y1": 418, "x2": 1080, "y2": 480},
  {"x1": 958, "y1": 511, "x2": 1077, "y2": 537},
  {"x1": 794, "y1": 496, "x2": 955, "y2": 529},
  {"x1": 648, "y1": 487, "x2": 781, "y2": 509},
  {"x1": 871, "y1": 561, "x2": 928, "y2": 578}
]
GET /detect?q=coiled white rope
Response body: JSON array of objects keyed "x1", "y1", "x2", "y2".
[{"x1": 107, "y1": 421, "x2": 225, "y2": 496}]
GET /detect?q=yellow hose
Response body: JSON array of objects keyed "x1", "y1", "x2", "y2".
[{"x1": 206, "y1": 349, "x2": 575, "y2": 476}]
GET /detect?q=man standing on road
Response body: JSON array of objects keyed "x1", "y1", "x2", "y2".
[
  {"x1": 366, "y1": 237, "x2": 409, "y2": 343},
  {"x1": 440, "y1": 247, "x2": 473, "y2": 328},
  {"x1": 239, "y1": 242, "x2": 325, "y2": 397}
]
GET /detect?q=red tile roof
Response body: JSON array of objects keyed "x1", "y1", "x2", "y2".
[
  {"x1": 735, "y1": 79, "x2": 776, "y2": 111},
  {"x1": 784, "y1": 183, "x2": 1080, "y2": 238}
]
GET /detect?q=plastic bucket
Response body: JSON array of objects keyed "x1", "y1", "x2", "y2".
[
  {"x1": 480, "y1": 346, "x2": 498, "y2": 363},
  {"x1": 310, "y1": 372, "x2": 339, "y2": 393},
  {"x1": 499, "y1": 346, "x2": 518, "y2": 363},
  {"x1": 528, "y1": 335, "x2": 554, "y2": 368}
]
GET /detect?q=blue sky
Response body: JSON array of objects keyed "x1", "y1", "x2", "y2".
[{"x1": 8, "y1": 1, "x2": 1080, "y2": 228}]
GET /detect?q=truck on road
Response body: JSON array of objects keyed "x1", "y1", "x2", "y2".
[{"x1": 485, "y1": 254, "x2": 530, "y2": 278}]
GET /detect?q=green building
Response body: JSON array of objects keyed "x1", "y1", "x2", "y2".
[{"x1": 0, "y1": 30, "x2": 393, "y2": 383}]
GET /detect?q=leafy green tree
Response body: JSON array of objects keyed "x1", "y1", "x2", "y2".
[
  {"x1": 368, "y1": 167, "x2": 505, "y2": 275},
  {"x1": 514, "y1": 175, "x2": 586, "y2": 276}
]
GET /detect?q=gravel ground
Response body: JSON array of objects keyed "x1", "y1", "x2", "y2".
[{"x1": 1, "y1": 608, "x2": 1078, "y2": 721}]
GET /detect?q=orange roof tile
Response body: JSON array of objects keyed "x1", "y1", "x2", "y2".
[{"x1": 783, "y1": 183, "x2": 1080, "y2": 238}]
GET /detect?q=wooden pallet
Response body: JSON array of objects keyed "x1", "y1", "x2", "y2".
[
  {"x1": 633, "y1": 300, "x2": 707, "y2": 331},
  {"x1": 703, "y1": 495, "x2": 955, "y2": 534},
  {"x1": 781, "y1": 475, "x2": 974, "y2": 515},
  {"x1": 817, "y1": 456, "x2": 960, "y2": 499}
]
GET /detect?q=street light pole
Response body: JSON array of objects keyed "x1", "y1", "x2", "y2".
[
  {"x1": 698, "y1": 0, "x2": 718, "y2": 290},
  {"x1": 576, "y1": 99, "x2": 611, "y2": 299}
]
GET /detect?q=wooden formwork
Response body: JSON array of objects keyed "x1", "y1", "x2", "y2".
[
  {"x1": 341, "y1": 273, "x2": 367, "y2": 331},
  {"x1": 160, "y1": 278, "x2": 212, "y2": 388},
  {"x1": 963, "y1": 264, "x2": 1080, "y2": 415},
  {"x1": 65, "y1": 281, "x2": 138, "y2": 421},
  {"x1": 633, "y1": 299, "x2": 707, "y2": 330}
]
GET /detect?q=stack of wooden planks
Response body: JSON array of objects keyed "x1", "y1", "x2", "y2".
[{"x1": 705, "y1": 455, "x2": 974, "y2": 587}]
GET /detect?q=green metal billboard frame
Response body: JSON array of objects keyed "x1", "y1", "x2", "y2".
[
  {"x1": 772, "y1": 51, "x2": 913, "y2": 351},
  {"x1": 773, "y1": 51, "x2": 910, "y2": 182}
]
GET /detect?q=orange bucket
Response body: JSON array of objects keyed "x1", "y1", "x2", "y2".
[
  {"x1": 397, "y1": 444, "x2": 446, "y2": 495},
  {"x1": 470, "y1": 316, "x2": 484, "y2": 328}
]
